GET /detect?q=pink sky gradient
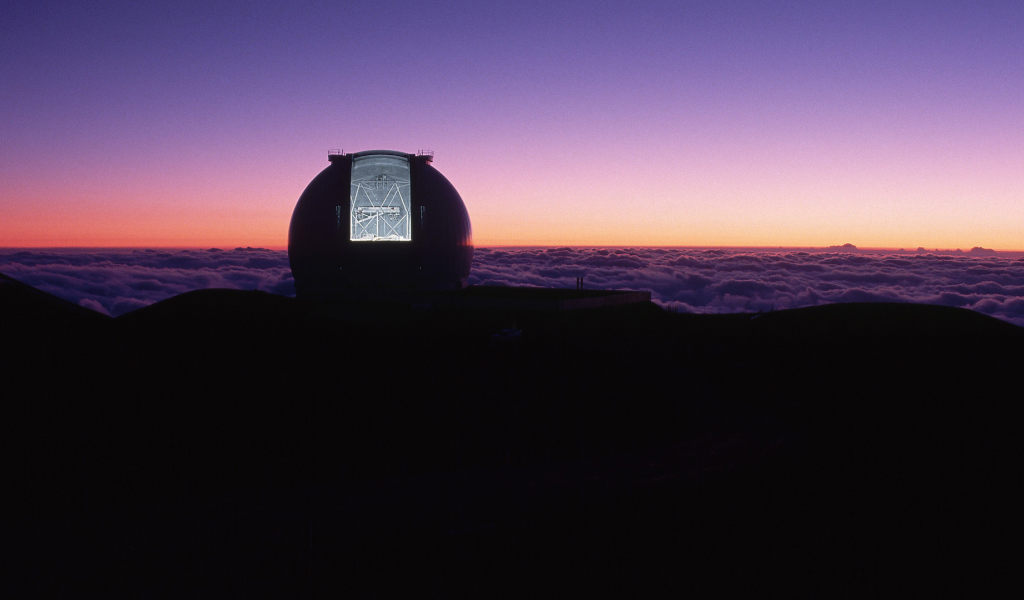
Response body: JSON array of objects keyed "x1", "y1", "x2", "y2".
[{"x1": 2, "y1": 1, "x2": 1021, "y2": 249}]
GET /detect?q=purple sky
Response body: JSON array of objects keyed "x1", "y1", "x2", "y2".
[{"x1": 2, "y1": 1, "x2": 1022, "y2": 248}]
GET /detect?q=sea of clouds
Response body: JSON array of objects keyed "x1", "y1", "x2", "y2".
[{"x1": 3, "y1": 247, "x2": 1024, "y2": 327}]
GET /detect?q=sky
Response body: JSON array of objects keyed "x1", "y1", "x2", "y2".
[{"x1": 2, "y1": 1, "x2": 1022, "y2": 249}]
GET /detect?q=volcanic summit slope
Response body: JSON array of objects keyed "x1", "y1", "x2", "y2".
[{"x1": 3, "y1": 278, "x2": 1022, "y2": 597}]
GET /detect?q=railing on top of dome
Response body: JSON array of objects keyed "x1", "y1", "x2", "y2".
[
  {"x1": 416, "y1": 150, "x2": 434, "y2": 160},
  {"x1": 327, "y1": 148, "x2": 343, "y2": 157}
]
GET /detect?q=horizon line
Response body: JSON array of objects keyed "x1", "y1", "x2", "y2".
[{"x1": 3, "y1": 244, "x2": 1024, "y2": 254}]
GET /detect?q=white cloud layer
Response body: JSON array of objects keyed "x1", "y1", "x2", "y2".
[
  {"x1": 0, "y1": 248, "x2": 294, "y2": 316},
  {"x1": 471, "y1": 247, "x2": 1024, "y2": 327},
  {"x1": 3, "y1": 247, "x2": 1023, "y2": 326}
]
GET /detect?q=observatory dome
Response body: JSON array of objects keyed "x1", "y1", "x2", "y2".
[{"x1": 288, "y1": 150, "x2": 473, "y2": 298}]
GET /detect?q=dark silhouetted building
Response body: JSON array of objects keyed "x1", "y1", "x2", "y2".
[{"x1": 289, "y1": 150, "x2": 473, "y2": 298}]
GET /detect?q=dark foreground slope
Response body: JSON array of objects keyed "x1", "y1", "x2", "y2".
[{"x1": 2, "y1": 283, "x2": 1023, "y2": 597}]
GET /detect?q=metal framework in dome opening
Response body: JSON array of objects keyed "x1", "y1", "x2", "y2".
[{"x1": 349, "y1": 155, "x2": 412, "y2": 242}]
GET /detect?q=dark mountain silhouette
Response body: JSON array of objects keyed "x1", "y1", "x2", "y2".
[
  {"x1": 2, "y1": 274, "x2": 1021, "y2": 597},
  {"x1": 1, "y1": 271, "x2": 111, "y2": 328}
]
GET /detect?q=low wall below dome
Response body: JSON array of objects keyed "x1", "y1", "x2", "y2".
[{"x1": 321, "y1": 286, "x2": 652, "y2": 311}]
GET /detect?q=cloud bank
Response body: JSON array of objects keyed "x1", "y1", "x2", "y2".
[
  {"x1": 0, "y1": 248, "x2": 294, "y2": 316},
  {"x1": 471, "y1": 247, "x2": 1024, "y2": 327},
  {"x1": 3, "y1": 247, "x2": 1024, "y2": 327}
]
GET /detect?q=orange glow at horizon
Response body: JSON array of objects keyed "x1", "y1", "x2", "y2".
[
  {"x1": 5, "y1": 195, "x2": 1023, "y2": 251},
  {"x1": 3, "y1": 135, "x2": 1022, "y2": 251}
]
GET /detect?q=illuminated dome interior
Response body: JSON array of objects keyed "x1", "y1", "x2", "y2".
[{"x1": 288, "y1": 150, "x2": 473, "y2": 298}]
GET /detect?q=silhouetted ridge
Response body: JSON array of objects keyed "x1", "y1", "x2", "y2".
[
  {"x1": 1, "y1": 271, "x2": 112, "y2": 325},
  {"x1": 114, "y1": 287, "x2": 299, "y2": 326},
  {"x1": 1, "y1": 271, "x2": 111, "y2": 374},
  {"x1": 749, "y1": 300, "x2": 1024, "y2": 339},
  {"x1": 4, "y1": 279, "x2": 1022, "y2": 596}
]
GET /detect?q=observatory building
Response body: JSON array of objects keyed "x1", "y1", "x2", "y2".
[{"x1": 289, "y1": 150, "x2": 473, "y2": 299}]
